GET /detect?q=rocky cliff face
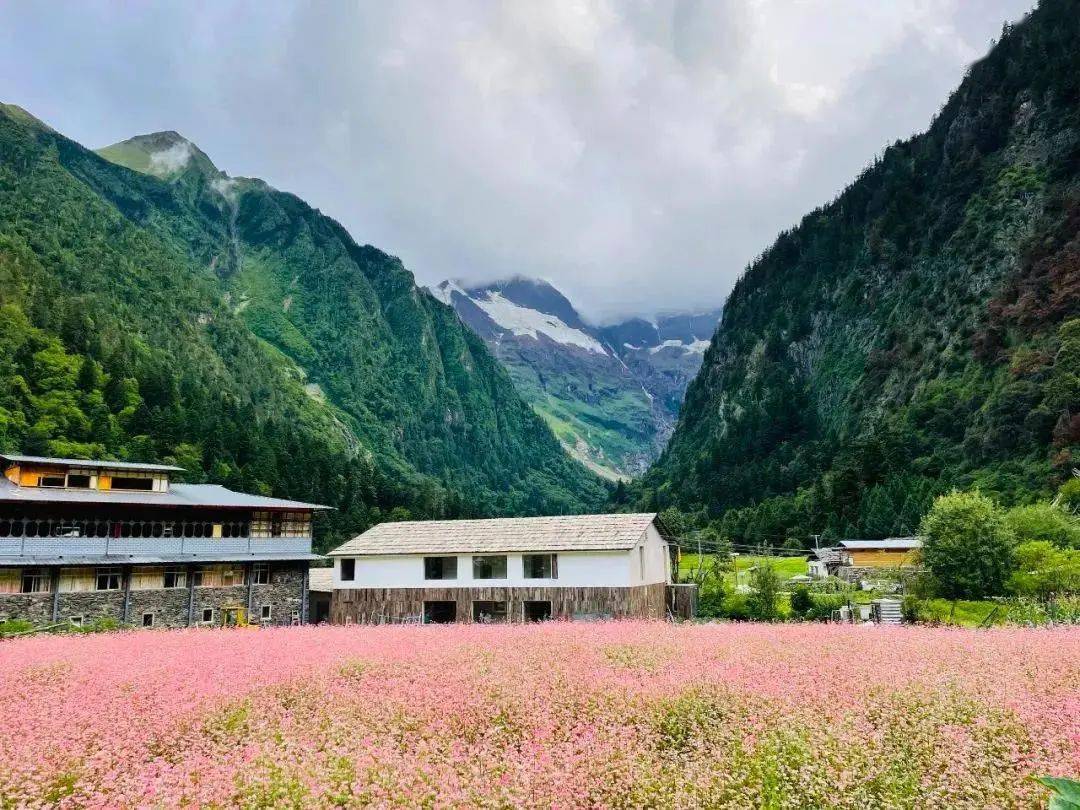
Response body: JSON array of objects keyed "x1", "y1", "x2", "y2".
[{"x1": 432, "y1": 277, "x2": 721, "y2": 478}]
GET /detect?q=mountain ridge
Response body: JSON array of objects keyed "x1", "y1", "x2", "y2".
[
  {"x1": 636, "y1": 0, "x2": 1080, "y2": 546},
  {"x1": 432, "y1": 276, "x2": 721, "y2": 478},
  {"x1": 0, "y1": 105, "x2": 607, "y2": 552}
]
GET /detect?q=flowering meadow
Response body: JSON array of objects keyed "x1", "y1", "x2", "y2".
[{"x1": 0, "y1": 623, "x2": 1077, "y2": 808}]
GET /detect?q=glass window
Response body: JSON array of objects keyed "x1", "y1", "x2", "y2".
[
  {"x1": 523, "y1": 554, "x2": 557, "y2": 579},
  {"x1": 163, "y1": 568, "x2": 187, "y2": 589},
  {"x1": 39, "y1": 475, "x2": 65, "y2": 488},
  {"x1": 66, "y1": 474, "x2": 92, "y2": 489},
  {"x1": 95, "y1": 567, "x2": 122, "y2": 591},
  {"x1": 340, "y1": 558, "x2": 355, "y2": 581},
  {"x1": 20, "y1": 568, "x2": 51, "y2": 593},
  {"x1": 424, "y1": 556, "x2": 458, "y2": 580},
  {"x1": 251, "y1": 563, "x2": 270, "y2": 585},
  {"x1": 472, "y1": 555, "x2": 507, "y2": 580}
]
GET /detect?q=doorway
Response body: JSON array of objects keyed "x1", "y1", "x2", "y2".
[
  {"x1": 523, "y1": 600, "x2": 552, "y2": 622},
  {"x1": 423, "y1": 601, "x2": 457, "y2": 624}
]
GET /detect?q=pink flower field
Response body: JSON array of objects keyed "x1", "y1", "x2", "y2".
[{"x1": 0, "y1": 623, "x2": 1077, "y2": 808}]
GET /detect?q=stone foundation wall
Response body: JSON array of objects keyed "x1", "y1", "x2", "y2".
[{"x1": 0, "y1": 562, "x2": 308, "y2": 629}]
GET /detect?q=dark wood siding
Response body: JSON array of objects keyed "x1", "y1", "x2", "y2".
[{"x1": 331, "y1": 584, "x2": 670, "y2": 624}]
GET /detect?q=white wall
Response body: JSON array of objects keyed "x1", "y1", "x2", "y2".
[{"x1": 334, "y1": 534, "x2": 672, "y2": 590}]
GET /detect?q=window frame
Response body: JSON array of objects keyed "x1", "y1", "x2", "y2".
[
  {"x1": 20, "y1": 567, "x2": 51, "y2": 594},
  {"x1": 522, "y1": 553, "x2": 558, "y2": 580},
  {"x1": 94, "y1": 567, "x2": 122, "y2": 592},
  {"x1": 472, "y1": 600, "x2": 508, "y2": 623},
  {"x1": 141, "y1": 612, "x2": 155, "y2": 628},
  {"x1": 260, "y1": 605, "x2": 272, "y2": 621},
  {"x1": 251, "y1": 563, "x2": 271, "y2": 585},
  {"x1": 163, "y1": 568, "x2": 187, "y2": 589},
  {"x1": 200, "y1": 608, "x2": 214, "y2": 625},
  {"x1": 339, "y1": 558, "x2": 356, "y2": 582},
  {"x1": 423, "y1": 556, "x2": 458, "y2": 581},
  {"x1": 471, "y1": 555, "x2": 507, "y2": 580}
]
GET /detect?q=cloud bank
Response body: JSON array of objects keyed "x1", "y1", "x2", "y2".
[{"x1": 0, "y1": 1, "x2": 1033, "y2": 321}]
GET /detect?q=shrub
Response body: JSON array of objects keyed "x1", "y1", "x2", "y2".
[
  {"x1": 1009, "y1": 541, "x2": 1080, "y2": 598},
  {"x1": 920, "y1": 490, "x2": 1016, "y2": 599},
  {"x1": 719, "y1": 592, "x2": 752, "y2": 621},
  {"x1": 747, "y1": 562, "x2": 781, "y2": 621},
  {"x1": 1005, "y1": 502, "x2": 1080, "y2": 549},
  {"x1": 789, "y1": 586, "x2": 813, "y2": 617},
  {"x1": 806, "y1": 593, "x2": 847, "y2": 621}
]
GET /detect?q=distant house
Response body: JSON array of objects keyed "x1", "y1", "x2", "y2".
[
  {"x1": 807, "y1": 547, "x2": 844, "y2": 578},
  {"x1": 326, "y1": 513, "x2": 690, "y2": 624},
  {"x1": 0, "y1": 453, "x2": 328, "y2": 629},
  {"x1": 839, "y1": 537, "x2": 923, "y2": 569}
]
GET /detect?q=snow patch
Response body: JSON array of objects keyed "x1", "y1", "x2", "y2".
[
  {"x1": 430, "y1": 280, "x2": 466, "y2": 306},
  {"x1": 149, "y1": 140, "x2": 193, "y2": 174},
  {"x1": 473, "y1": 291, "x2": 608, "y2": 355},
  {"x1": 648, "y1": 338, "x2": 711, "y2": 355}
]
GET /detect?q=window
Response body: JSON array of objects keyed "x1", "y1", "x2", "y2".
[
  {"x1": 423, "y1": 601, "x2": 456, "y2": 624},
  {"x1": 141, "y1": 612, "x2": 154, "y2": 628},
  {"x1": 639, "y1": 546, "x2": 646, "y2": 580},
  {"x1": 251, "y1": 563, "x2": 270, "y2": 585},
  {"x1": 201, "y1": 608, "x2": 214, "y2": 625},
  {"x1": 110, "y1": 476, "x2": 154, "y2": 491},
  {"x1": 472, "y1": 555, "x2": 507, "y2": 580},
  {"x1": 195, "y1": 565, "x2": 243, "y2": 587},
  {"x1": 340, "y1": 558, "x2": 355, "y2": 581},
  {"x1": 523, "y1": 554, "x2": 557, "y2": 579},
  {"x1": 260, "y1": 605, "x2": 272, "y2": 621},
  {"x1": 472, "y1": 600, "x2": 507, "y2": 623},
  {"x1": 95, "y1": 567, "x2": 122, "y2": 591},
  {"x1": 39, "y1": 475, "x2": 65, "y2": 488},
  {"x1": 251, "y1": 511, "x2": 311, "y2": 538},
  {"x1": 69, "y1": 615, "x2": 83, "y2": 627},
  {"x1": 163, "y1": 568, "x2": 187, "y2": 589},
  {"x1": 424, "y1": 556, "x2": 458, "y2": 580},
  {"x1": 20, "y1": 568, "x2": 50, "y2": 594},
  {"x1": 66, "y1": 474, "x2": 92, "y2": 489},
  {"x1": 523, "y1": 600, "x2": 552, "y2": 622}
]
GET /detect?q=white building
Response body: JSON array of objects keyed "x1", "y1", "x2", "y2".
[{"x1": 326, "y1": 513, "x2": 684, "y2": 623}]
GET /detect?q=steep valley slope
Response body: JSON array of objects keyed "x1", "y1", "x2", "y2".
[
  {"x1": 637, "y1": 0, "x2": 1080, "y2": 546},
  {"x1": 0, "y1": 106, "x2": 607, "y2": 551}
]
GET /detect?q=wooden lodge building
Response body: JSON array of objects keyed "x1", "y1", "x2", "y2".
[
  {"x1": 327, "y1": 513, "x2": 695, "y2": 624},
  {"x1": 0, "y1": 454, "x2": 327, "y2": 629}
]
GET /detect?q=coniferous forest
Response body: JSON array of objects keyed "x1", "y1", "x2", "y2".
[
  {"x1": 0, "y1": 105, "x2": 607, "y2": 552},
  {"x1": 633, "y1": 0, "x2": 1080, "y2": 547}
]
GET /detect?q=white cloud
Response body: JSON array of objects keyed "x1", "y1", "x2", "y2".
[{"x1": 0, "y1": 0, "x2": 1034, "y2": 321}]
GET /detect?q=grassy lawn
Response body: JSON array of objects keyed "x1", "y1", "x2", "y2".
[{"x1": 679, "y1": 553, "x2": 808, "y2": 589}]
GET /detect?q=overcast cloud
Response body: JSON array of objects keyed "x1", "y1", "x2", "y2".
[{"x1": 0, "y1": 1, "x2": 1034, "y2": 322}]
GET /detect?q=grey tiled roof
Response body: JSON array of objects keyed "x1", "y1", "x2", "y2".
[
  {"x1": 329, "y1": 513, "x2": 661, "y2": 556},
  {"x1": 0, "y1": 478, "x2": 330, "y2": 510},
  {"x1": 1, "y1": 454, "x2": 185, "y2": 472},
  {"x1": 0, "y1": 552, "x2": 323, "y2": 567},
  {"x1": 839, "y1": 537, "x2": 923, "y2": 550},
  {"x1": 811, "y1": 547, "x2": 844, "y2": 564}
]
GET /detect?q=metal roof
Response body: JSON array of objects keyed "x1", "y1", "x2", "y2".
[
  {"x1": 0, "y1": 454, "x2": 185, "y2": 472},
  {"x1": 308, "y1": 567, "x2": 334, "y2": 591},
  {"x1": 329, "y1": 513, "x2": 663, "y2": 556},
  {"x1": 839, "y1": 537, "x2": 923, "y2": 550},
  {"x1": 0, "y1": 478, "x2": 330, "y2": 510},
  {"x1": 0, "y1": 552, "x2": 323, "y2": 567}
]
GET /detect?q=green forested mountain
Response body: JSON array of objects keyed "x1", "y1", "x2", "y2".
[
  {"x1": 0, "y1": 105, "x2": 606, "y2": 550},
  {"x1": 636, "y1": 0, "x2": 1080, "y2": 547}
]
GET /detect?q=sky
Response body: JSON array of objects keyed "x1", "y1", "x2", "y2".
[{"x1": 0, "y1": 0, "x2": 1034, "y2": 323}]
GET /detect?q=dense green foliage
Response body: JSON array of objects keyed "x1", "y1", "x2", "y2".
[
  {"x1": 637, "y1": 0, "x2": 1080, "y2": 546},
  {"x1": 920, "y1": 491, "x2": 1017, "y2": 599},
  {"x1": 0, "y1": 107, "x2": 605, "y2": 552}
]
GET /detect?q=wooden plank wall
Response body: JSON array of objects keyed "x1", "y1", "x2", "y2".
[{"x1": 331, "y1": 583, "x2": 669, "y2": 624}]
